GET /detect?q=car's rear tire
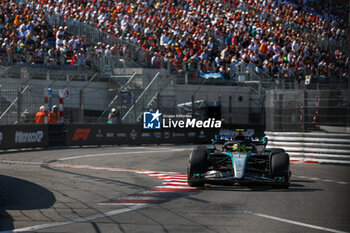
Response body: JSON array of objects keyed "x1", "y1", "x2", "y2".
[
  {"x1": 187, "y1": 146, "x2": 208, "y2": 187},
  {"x1": 271, "y1": 152, "x2": 290, "y2": 189}
]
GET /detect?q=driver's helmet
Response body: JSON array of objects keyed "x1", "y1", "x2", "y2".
[
  {"x1": 231, "y1": 143, "x2": 247, "y2": 152},
  {"x1": 231, "y1": 143, "x2": 240, "y2": 151}
]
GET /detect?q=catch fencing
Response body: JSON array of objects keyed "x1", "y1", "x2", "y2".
[
  {"x1": 265, "y1": 89, "x2": 349, "y2": 132},
  {"x1": 265, "y1": 89, "x2": 350, "y2": 164},
  {"x1": 0, "y1": 66, "x2": 99, "y2": 125}
]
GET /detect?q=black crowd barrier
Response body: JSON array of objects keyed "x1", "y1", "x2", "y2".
[
  {"x1": 0, "y1": 125, "x2": 48, "y2": 150},
  {"x1": 48, "y1": 124, "x2": 67, "y2": 147},
  {"x1": 0, "y1": 124, "x2": 265, "y2": 150}
]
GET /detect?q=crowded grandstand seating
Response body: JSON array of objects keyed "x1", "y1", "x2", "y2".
[
  {"x1": 0, "y1": 0, "x2": 348, "y2": 86},
  {"x1": 231, "y1": 0, "x2": 348, "y2": 43},
  {"x1": 0, "y1": 1, "x2": 92, "y2": 67}
]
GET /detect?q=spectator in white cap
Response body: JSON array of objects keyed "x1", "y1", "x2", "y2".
[{"x1": 56, "y1": 26, "x2": 65, "y2": 39}]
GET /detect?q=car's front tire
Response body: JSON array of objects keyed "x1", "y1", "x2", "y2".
[
  {"x1": 270, "y1": 152, "x2": 290, "y2": 189},
  {"x1": 187, "y1": 146, "x2": 208, "y2": 187}
]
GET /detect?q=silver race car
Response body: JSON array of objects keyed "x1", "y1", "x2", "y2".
[{"x1": 187, "y1": 135, "x2": 291, "y2": 188}]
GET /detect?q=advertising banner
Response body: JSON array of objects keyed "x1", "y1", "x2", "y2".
[
  {"x1": 0, "y1": 123, "x2": 264, "y2": 149},
  {"x1": 66, "y1": 124, "x2": 218, "y2": 146},
  {"x1": 66, "y1": 123, "x2": 263, "y2": 147},
  {"x1": 0, "y1": 125, "x2": 48, "y2": 150},
  {"x1": 67, "y1": 124, "x2": 135, "y2": 146}
]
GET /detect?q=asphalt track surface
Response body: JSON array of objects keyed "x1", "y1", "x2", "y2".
[{"x1": 0, "y1": 145, "x2": 349, "y2": 233}]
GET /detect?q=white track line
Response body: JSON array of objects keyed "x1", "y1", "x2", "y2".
[
  {"x1": 242, "y1": 210, "x2": 348, "y2": 233},
  {"x1": 153, "y1": 185, "x2": 195, "y2": 190},
  {"x1": 337, "y1": 182, "x2": 348, "y2": 185},
  {"x1": 0, "y1": 160, "x2": 42, "y2": 165},
  {"x1": 0, "y1": 204, "x2": 149, "y2": 233},
  {"x1": 163, "y1": 182, "x2": 188, "y2": 185},
  {"x1": 293, "y1": 175, "x2": 349, "y2": 185},
  {"x1": 57, "y1": 148, "x2": 189, "y2": 161},
  {"x1": 98, "y1": 203, "x2": 147, "y2": 206},
  {"x1": 109, "y1": 196, "x2": 165, "y2": 201}
]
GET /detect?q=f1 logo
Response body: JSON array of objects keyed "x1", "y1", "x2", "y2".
[
  {"x1": 143, "y1": 110, "x2": 162, "y2": 129},
  {"x1": 72, "y1": 128, "x2": 91, "y2": 141}
]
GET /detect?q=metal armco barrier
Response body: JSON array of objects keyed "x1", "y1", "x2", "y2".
[
  {"x1": 265, "y1": 131, "x2": 350, "y2": 164},
  {"x1": 0, "y1": 125, "x2": 48, "y2": 150}
]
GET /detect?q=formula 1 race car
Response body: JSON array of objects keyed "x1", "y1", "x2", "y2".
[{"x1": 187, "y1": 135, "x2": 290, "y2": 189}]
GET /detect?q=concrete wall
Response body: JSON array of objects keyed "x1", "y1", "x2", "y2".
[{"x1": 266, "y1": 131, "x2": 350, "y2": 164}]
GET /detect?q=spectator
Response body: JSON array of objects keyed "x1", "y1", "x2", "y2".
[
  {"x1": 107, "y1": 108, "x2": 119, "y2": 124},
  {"x1": 13, "y1": 15, "x2": 21, "y2": 26},
  {"x1": 70, "y1": 49, "x2": 87, "y2": 66},
  {"x1": 56, "y1": 26, "x2": 64, "y2": 39},
  {"x1": 63, "y1": 26, "x2": 70, "y2": 39},
  {"x1": 47, "y1": 47, "x2": 56, "y2": 65},
  {"x1": 67, "y1": 35, "x2": 78, "y2": 50},
  {"x1": 0, "y1": 0, "x2": 348, "y2": 85}
]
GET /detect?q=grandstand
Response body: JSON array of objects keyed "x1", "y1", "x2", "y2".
[{"x1": 0, "y1": 0, "x2": 348, "y2": 128}]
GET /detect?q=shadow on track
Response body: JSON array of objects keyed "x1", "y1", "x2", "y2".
[
  {"x1": 291, "y1": 179, "x2": 316, "y2": 183},
  {"x1": 0, "y1": 175, "x2": 56, "y2": 231},
  {"x1": 202, "y1": 181, "x2": 321, "y2": 192}
]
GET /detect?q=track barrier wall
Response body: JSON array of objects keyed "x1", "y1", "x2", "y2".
[
  {"x1": 0, "y1": 124, "x2": 264, "y2": 150},
  {"x1": 66, "y1": 124, "x2": 214, "y2": 146},
  {"x1": 0, "y1": 125, "x2": 48, "y2": 150},
  {"x1": 66, "y1": 124, "x2": 265, "y2": 146},
  {"x1": 48, "y1": 124, "x2": 67, "y2": 147},
  {"x1": 265, "y1": 131, "x2": 350, "y2": 164},
  {"x1": 2, "y1": 125, "x2": 348, "y2": 165}
]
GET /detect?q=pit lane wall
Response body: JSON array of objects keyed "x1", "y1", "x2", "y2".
[{"x1": 265, "y1": 131, "x2": 350, "y2": 164}]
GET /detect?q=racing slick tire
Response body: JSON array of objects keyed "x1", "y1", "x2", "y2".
[
  {"x1": 271, "y1": 152, "x2": 290, "y2": 189},
  {"x1": 268, "y1": 148, "x2": 285, "y2": 173},
  {"x1": 267, "y1": 148, "x2": 285, "y2": 157},
  {"x1": 187, "y1": 146, "x2": 208, "y2": 187}
]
